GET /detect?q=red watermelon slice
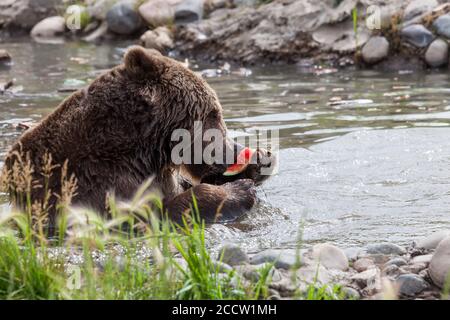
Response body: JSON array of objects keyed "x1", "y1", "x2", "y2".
[{"x1": 223, "y1": 147, "x2": 255, "y2": 176}]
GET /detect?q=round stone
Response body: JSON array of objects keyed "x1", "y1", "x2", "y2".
[
  {"x1": 30, "y1": 16, "x2": 66, "y2": 38},
  {"x1": 138, "y1": 0, "x2": 174, "y2": 27},
  {"x1": 353, "y1": 258, "x2": 375, "y2": 272},
  {"x1": 433, "y1": 14, "x2": 450, "y2": 39},
  {"x1": 361, "y1": 36, "x2": 390, "y2": 64},
  {"x1": 365, "y1": 243, "x2": 406, "y2": 256},
  {"x1": 417, "y1": 230, "x2": 450, "y2": 249},
  {"x1": 396, "y1": 274, "x2": 429, "y2": 296},
  {"x1": 106, "y1": 1, "x2": 142, "y2": 35},
  {"x1": 217, "y1": 243, "x2": 249, "y2": 266},
  {"x1": 425, "y1": 38, "x2": 449, "y2": 68},
  {"x1": 312, "y1": 243, "x2": 349, "y2": 271},
  {"x1": 429, "y1": 236, "x2": 450, "y2": 288},
  {"x1": 401, "y1": 24, "x2": 434, "y2": 48}
]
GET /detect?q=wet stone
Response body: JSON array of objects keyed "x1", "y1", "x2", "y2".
[
  {"x1": 433, "y1": 14, "x2": 450, "y2": 39},
  {"x1": 106, "y1": 0, "x2": 142, "y2": 35},
  {"x1": 425, "y1": 38, "x2": 449, "y2": 68},
  {"x1": 396, "y1": 274, "x2": 429, "y2": 296},
  {"x1": 401, "y1": 24, "x2": 434, "y2": 48},
  {"x1": 361, "y1": 36, "x2": 389, "y2": 65},
  {"x1": 365, "y1": 243, "x2": 406, "y2": 256},
  {"x1": 218, "y1": 243, "x2": 249, "y2": 266}
]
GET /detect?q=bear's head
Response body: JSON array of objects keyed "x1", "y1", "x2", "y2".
[{"x1": 122, "y1": 46, "x2": 276, "y2": 185}]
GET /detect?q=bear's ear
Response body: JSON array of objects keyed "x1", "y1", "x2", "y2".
[{"x1": 124, "y1": 46, "x2": 164, "y2": 78}]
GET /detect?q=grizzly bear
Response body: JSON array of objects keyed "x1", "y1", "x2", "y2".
[{"x1": 3, "y1": 46, "x2": 275, "y2": 230}]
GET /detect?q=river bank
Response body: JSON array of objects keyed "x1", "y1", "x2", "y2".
[{"x1": 3, "y1": 1, "x2": 450, "y2": 70}]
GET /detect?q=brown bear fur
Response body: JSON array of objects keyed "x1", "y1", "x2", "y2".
[{"x1": 3, "y1": 46, "x2": 274, "y2": 230}]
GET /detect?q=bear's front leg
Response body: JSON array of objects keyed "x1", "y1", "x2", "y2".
[{"x1": 162, "y1": 179, "x2": 256, "y2": 223}]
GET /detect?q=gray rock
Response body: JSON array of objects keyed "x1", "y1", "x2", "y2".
[
  {"x1": 365, "y1": 243, "x2": 406, "y2": 256},
  {"x1": 396, "y1": 274, "x2": 429, "y2": 296},
  {"x1": 385, "y1": 257, "x2": 408, "y2": 268},
  {"x1": 87, "y1": 0, "x2": 116, "y2": 21},
  {"x1": 175, "y1": 0, "x2": 203, "y2": 24},
  {"x1": 417, "y1": 230, "x2": 450, "y2": 249},
  {"x1": 138, "y1": 0, "x2": 174, "y2": 27},
  {"x1": 139, "y1": 26, "x2": 174, "y2": 53},
  {"x1": 401, "y1": 24, "x2": 434, "y2": 48},
  {"x1": 0, "y1": 0, "x2": 61, "y2": 30},
  {"x1": 361, "y1": 36, "x2": 389, "y2": 65},
  {"x1": 250, "y1": 249, "x2": 302, "y2": 270},
  {"x1": 433, "y1": 14, "x2": 450, "y2": 39},
  {"x1": 353, "y1": 258, "x2": 374, "y2": 273},
  {"x1": 403, "y1": 0, "x2": 439, "y2": 22},
  {"x1": 106, "y1": 1, "x2": 142, "y2": 35},
  {"x1": 342, "y1": 287, "x2": 360, "y2": 300},
  {"x1": 312, "y1": 243, "x2": 349, "y2": 271},
  {"x1": 212, "y1": 260, "x2": 233, "y2": 273},
  {"x1": 411, "y1": 254, "x2": 433, "y2": 265},
  {"x1": 217, "y1": 243, "x2": 249, "y2": 266},
  {"x1": 30, "y1": 16, "x2": 66, "y2": 38},
  {"x1": 425, "y1": 38, "x2": 449, "y2": 68},
  {"x1": 429, "y1": 236, "x2": 450, "y2": 288}
]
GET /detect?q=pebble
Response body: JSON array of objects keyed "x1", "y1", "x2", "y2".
[
  {"x1": 425, "y1": 38, "x2": 449, "y2": 68},
  {"x1": 361, "y1": 36, "x2": 389, "y2": 65},
  {"x1": 30, "y1": 16, "x2": 66, "y2": 38},
  {"x1": 138, "y1": 0, "x2": 174, "y2": 27},
  {"x1": 344, "y1": 247, "x2": 363, "y2": 261},
  {"x1": 433, "y1": 14, "x2": 450, "y2": 39},
  {"x1": 250, "y1": 249, "x2": 302, "y2": 270},
  {"x1": 217, "y1": 243, "x2": 249, "y2": 266},
  {"x1": 429, "y1": 236, "x2": 450, "y2": 288},
  {"x1": 365, "y1": 243, "x2": 406, "y2": 256},
  {"x1": 416, "y1": 230, "x2": 450, "y2": 249},
  {"x1": 401, "y1": 24, "x2": 434, "y2": 48},
  {"x1": 106, "y1": 1, "x2": 142, "y2": 35},
  {"x1": 353, "y1": 258, "x2": 375, "y2": 273},
  {"x1": 312, "y1": 243, "x2": 349, "y2": 271},
  {"x1": 385, "y1": 257, "x2": 408, "y2": 268},
  {"x1": 396, "y1": 274, "x2": 429, "y2": 296}
]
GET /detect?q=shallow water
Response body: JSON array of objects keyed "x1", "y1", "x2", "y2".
[{"x1": 1, "y1": 40, "x2": 450, "y2": 250}]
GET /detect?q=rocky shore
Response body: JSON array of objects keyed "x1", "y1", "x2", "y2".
[
  {"x1": 3, "y1": 0, "x2": 450, "y2": 70},
  {"x1": 207, "y1": 230, "x2": 450, "y2": 300},
  {"x1": 59, "y1": 230, "x2": 450, "y2": 300}
]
